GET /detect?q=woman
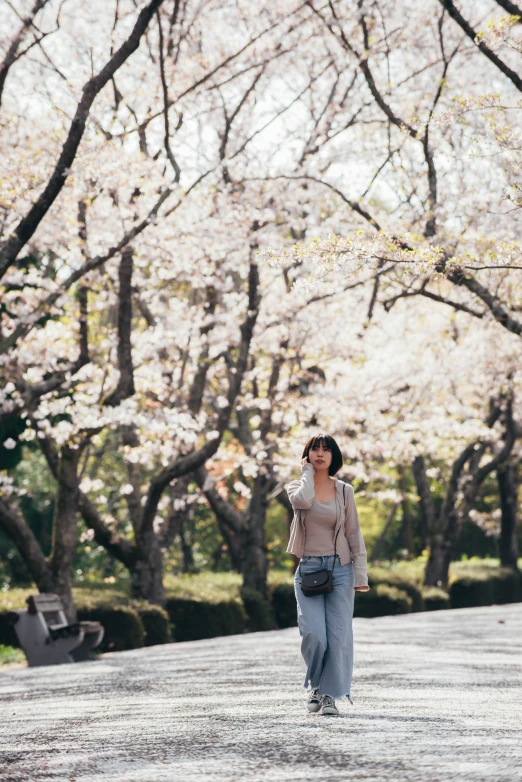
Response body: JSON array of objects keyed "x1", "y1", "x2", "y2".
[{"x1": 286, "y1": 433, "x2": 370, "y2": 716}]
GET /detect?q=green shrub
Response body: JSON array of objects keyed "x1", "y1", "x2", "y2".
[
  {"x1": 488, "y1": 569, "x2": 522, "y2": 604},
  {"x1": 76, "y1": 603, "x2": 145, "y2": 652},
  {"x1": 240, "y1": 587, "x2": 276, "y2": 631},
  {"x1": 422, "y1": 586, "x2": 450, "y2": 611},
  {"x1": 449, "y1": 574, "x2": 494, "y2": 608},
  {"x1": 368, "y1": 568, "x2": 424, "y2": 612},
  {"x1": 450, "y1": 567, "x2": 522, "y2": 608},
  {"x1": 354, "y1": 584, "x2": 412, "y2": 618},
  {"x1": 0, "y1": 644, "x2": 25, "y2": 665},
  {"x1": 165, "y1": 598, "x2": 246, "y2": 642},
  {"x1": 164, "y1": 571, "x2": 242, "y2": 603},
  {"x1": 0, "y1": 611, "x2": 20, "y2": 648},
  {"x1": 270, "y1": 583, "x2": 297, "y2": 629},
  {"x1": 129, "y1": 601, "x2": 172, "y2": 646}
]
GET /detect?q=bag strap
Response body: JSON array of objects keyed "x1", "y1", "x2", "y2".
[{"x1": 329, "y1": 484, "x2": 345, "y2": 572}]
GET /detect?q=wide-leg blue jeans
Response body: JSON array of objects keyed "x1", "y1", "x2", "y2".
[{"x1": 294, "y1": 554, "x2": 355, "y2": 701}]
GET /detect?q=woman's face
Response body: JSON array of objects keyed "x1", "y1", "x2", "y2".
[{"x1": 307, "y1": 440, "x2": 332, "y2": 473}]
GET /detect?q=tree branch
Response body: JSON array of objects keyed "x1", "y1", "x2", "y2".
[
  {"x1": 139, "y1": 259, "x2": 261, "y2": 540},
  {"x1": 0, "y1": 0, "x2": 51, "y2": 108},
  {"x1": 103, "y1": 247, "x2": 136, "y2": 406},
  {"x1": 0, "y1": 0, "x2": 166, "y2": 280},
  {"x1": 0, "y1": 496, "x2": 54, "y2": 591},
  {"x1": 439, "y1": 0, "x2": 522, "y2": 92},
  {"x1": 494, "y1": 0, "x2": 522, "y2": 17}
]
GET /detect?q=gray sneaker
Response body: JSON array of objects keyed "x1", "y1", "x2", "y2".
[
  {"x1": 306, "y1": 687, "x2": 321, "y2": 712},
  {"x1": 319, "y1": 694, "x2": 339, "y2": 716}
]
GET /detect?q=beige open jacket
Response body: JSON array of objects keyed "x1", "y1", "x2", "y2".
[{"x1": 286, "y1": 463, "x2": 370, "y2": 590}]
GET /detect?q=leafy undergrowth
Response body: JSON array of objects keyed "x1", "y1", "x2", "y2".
[
  {"x1": 0, "y1": 644, "x2": 25, "y2": 666},
  {"x1": 164, "y1": 571, "x2": 244, "y2": 603},
  {"x1": 1, "y1": 557, "x2": 520, "y2": 612}
]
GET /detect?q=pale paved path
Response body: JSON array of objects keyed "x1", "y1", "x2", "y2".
[{"x1": 1, "y1": 604, "x2": 522, "y2": 782}]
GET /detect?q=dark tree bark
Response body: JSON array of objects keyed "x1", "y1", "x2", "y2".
[
  {"x1": 498, "y1": 458, "x2": 520, "y2": 570},
  {"x1": 194, "y1": 465, "x2": 244, "y2": 572},
  {"x1": 494, "y1": 0, "x2": 522, "y2": 17},
  {"x1": 130, "y1": 531, "x2": 166, "y2": 604},
  {"x1": 425, "y1": 399, "x2": 517, "y2": 586},
  {"x1": 241, "y1": 472, "x2": 270, "y2": 598},
  {"x1": 49, "y1": 444, "x2": 83, "y2": 621},
  {"x1": 369, "y1": 502, "x2": 400, "y2": 562},
  {"x1": 0, "y1": 443, "x2": 84, "y2": 621},
  {"x1": 238, "y1": 337, "x2": 287, "y2": 593},
  {"x1": 412, "y1": 454, "x2": 436, "y2": 549},
  {"x1": 179, "y1": 517, "x2": 195, "y2": 573},
  {"x1": 0, "y1": 498, "x2": 54, "y2": 593},
  {"x1": 104, "y1": 247, "x2": 136, "y2": 406},
  {"x1": 77, "y1": 491, "x2": 136, "y2": 567},
  {"x1": 398, "y1": 466, "x2": 413, "y2": 555},
  {"x1": 439, "y1": 0, "x2": 522, "y2": 93}
]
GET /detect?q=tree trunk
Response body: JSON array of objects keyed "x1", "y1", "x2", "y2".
[
  {"x1": 412, "y1": 454, "x2": 436, "y2": 549},
  {"x1": 180, "y1": 517, "x2": 194, "y2": 573},
  {"x1": 0, "y1": 497, "x2": 55, "y2": 593},
  {"x1": 424, "y1": 522, "x2": 454, "y2": 587},
  {"x1": 49, "y1": 445, "x2": 82, "y2": 621},
  {"x1": 131, "y1": 529, "x2": 166, "y2": 605},
  {"x1": 398, "y1": 466, "x2": 413, "y2": 555},
  {"x1": 241, "y1": 472, "x2": 269, "y2": 598},
  {"x1": 425, "y1": 402, "x2": 517, "y2": 587},
  {"x1": 213, "y1": 513, "x2": 242, "y2": 572},
  {"x1": 369, "y1": 501, "x2": 399, "y2": 562},
  {"x1": 498, "y1": 459, "x2": 520, "y2": 570},
  {"x1": 424, "y1": 441, "x2": 478, "y2": 587}
]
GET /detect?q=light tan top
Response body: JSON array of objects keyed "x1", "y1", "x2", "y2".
[
  {"x1": 303, "y1": 498, "x2": 337, "y2": 555},
  {"x1": 286, "y1": 463, "x2": 370, "y2": 589}
]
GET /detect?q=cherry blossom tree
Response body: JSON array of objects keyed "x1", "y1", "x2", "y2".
[{"x1": 1, "y1": 0, "x2": 522, "y2": 611}]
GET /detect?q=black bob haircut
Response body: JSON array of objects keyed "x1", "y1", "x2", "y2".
[{"x1": 302, "y1": 433, "x2": 343, "y2": 477}]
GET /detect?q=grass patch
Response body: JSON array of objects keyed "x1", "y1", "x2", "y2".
[
  {"x1": 268, "y1": 570, "x2": 293, "y2": 588},
  {"x1": 1, "y1": 556, "x2": 520, "y2": 614},
  {"x1": 164, "y1": 571, "x2": 243, "y2": 603},
  {"x1": 0, "y1": 584, "x2": 129, "y2": 612},
  {"x1": 0, "y1": 644, "x2": 25, "y2": 666}
]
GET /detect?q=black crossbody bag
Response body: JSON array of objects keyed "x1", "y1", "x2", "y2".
[{"x1": 297, "y1": 485, "x2": 345, "y2": 597}]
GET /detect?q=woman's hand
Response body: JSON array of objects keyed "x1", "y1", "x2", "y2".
[
  {"x1": 354, "y1": 586, "x2": 370, "y2": 592},
  {"x1": 300, "y1": 457, "x2": 315, "y2": 471}
]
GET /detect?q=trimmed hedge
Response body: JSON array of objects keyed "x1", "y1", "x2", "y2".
[
  {"x1": 368, "y1": 568, "x2": 424, "y2": 612},
  {"x1": 2, "y1": 565, "x2": 520, "y2": 657},
  {"x1": 129, "y1": 601, "x2": 172, "y2": 647},
  {"x1": 165, "y1": 598, "x2": 246, "y2": 642},
  {"x1": 422, "y1": 587, "x2": 450, "y2": 611},
  {"x1": 449, "y1": 568, "x2": 522, "y2": 609},
  {"x1": 269, "y1": 578, "x2": 417, "y2": 623},
  {"x1": 77, "y1": 603, "x2": 145, "y2": 652},
  {"x1": 354, "y1": 584, "x2": 412, "y2": 618},
  {"x1": 0, "y1": 611, "x2": 20, "y2": 648},
  {"x1": 488, "y1": 569, "x2": 522, "y2": 604},
  {"x1": 270, "y1": 583, "x2": 297, "y2": 629},
  {"x1": 240, "y1": 587, "x2": 276, "y2": 632}
]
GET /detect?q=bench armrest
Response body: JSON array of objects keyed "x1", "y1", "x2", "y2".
[{"x1": 48, "y1": 623, "x2": 83, "y2": 641}]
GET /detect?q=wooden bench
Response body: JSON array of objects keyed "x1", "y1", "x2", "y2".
[{"x1": 8, "y1": 593, "x2": 104, "y2": 667}]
